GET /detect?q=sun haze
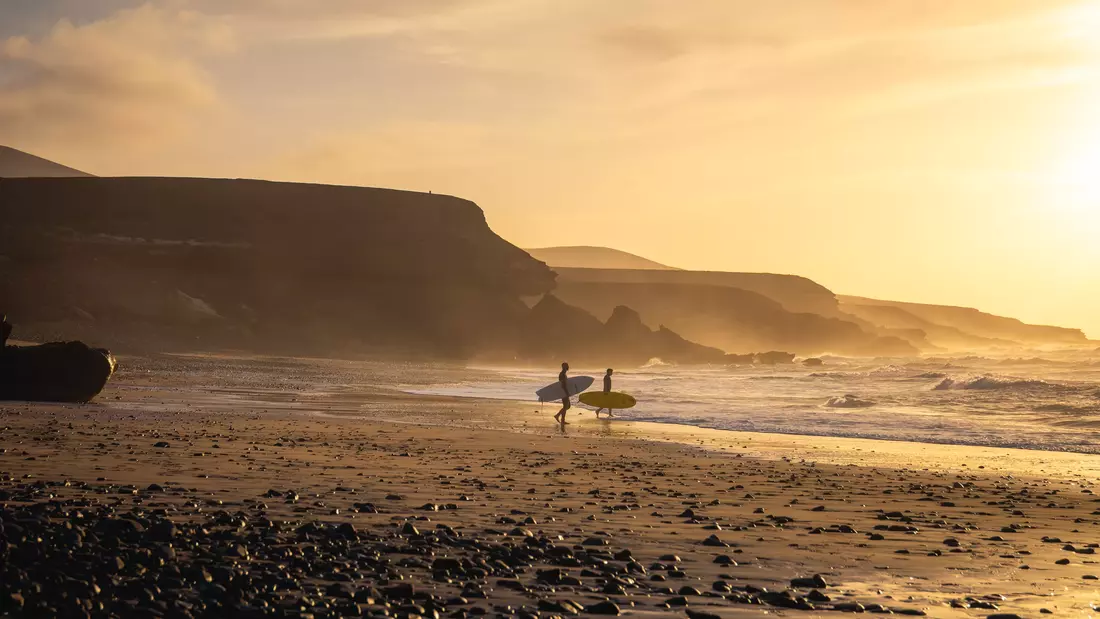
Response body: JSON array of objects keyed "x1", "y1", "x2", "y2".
[{"x1": 2, "y1": 0, "x2": 1098, "y2": 336}]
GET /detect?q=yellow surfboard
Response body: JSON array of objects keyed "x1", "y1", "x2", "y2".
[{"x1": 579, "y1": 391, "x2": 637, "y2": 410}]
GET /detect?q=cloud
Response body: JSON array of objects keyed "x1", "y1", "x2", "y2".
[{"x1": 0, "y1": 3, "x2": 233, "y2": 158}]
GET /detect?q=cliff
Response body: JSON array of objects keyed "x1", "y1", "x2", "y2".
[
  {"x1": 553, "y1": 281, "x2": 916, "y2": 356},
  {"x1": 526, "y1": 246, "x2": 678, "y2": 270},
  {"x1": 554, "y1": 267, "x2": 841, "y2": 317},
  {"x1": 840, "y1": 296, "x2": 1087, "y2": 348},
  {"x1": 0, "y1": 177, "x2": 555, "y2": 355},
  {"x1": 840, "y1": 302, "x2": 1011, "y2": 351},
  {"x1": 0, "y1": 146, "x2": 92, "y2": 178}
]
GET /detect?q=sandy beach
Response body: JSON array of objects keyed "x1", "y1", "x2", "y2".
[{"x1": 4, "y1": 354, "x2": 1100, "y2": 618}]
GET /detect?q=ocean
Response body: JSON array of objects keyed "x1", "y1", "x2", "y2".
[{"x1": 407, "y1": 353, "x2": 1100, "y2": 453}]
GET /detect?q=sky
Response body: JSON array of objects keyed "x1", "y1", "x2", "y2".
[{"x1": 2, "y1": 0, "x2": 1099, "y2": 338}]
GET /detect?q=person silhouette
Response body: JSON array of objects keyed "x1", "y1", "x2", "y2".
[
  {"x1": 595, "y1": 368, "x2": 614, "y2": 418},
  {"x1": 1, "y1": 314, "x2": 11, "y2": 347},
  {"x1": 553, "y1": 362, "x2": 571, "y2": 424}
]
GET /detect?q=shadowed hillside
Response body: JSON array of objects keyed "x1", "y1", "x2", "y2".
[
  {"x1": 841, "y1": 302, "x2": 1013, "y2": 351},
  {"x1": 554, "y1": 281, "x2": 916, "y2": 356},
  {"x1": 0, "y1": 177, "x2": 554, "y2": 356},
  {"x1": 0, "y1": 146, "x2": 92, "y2": 178},
  {"x1": 555, "y1": 267, "x2": 841, "y2": 317},
  {"x1": 840, "y1": 296, "x2": 1087, "y2": 347},
  {"x1": 526, "y1": 246, "x2": 678, "y2": 270}
]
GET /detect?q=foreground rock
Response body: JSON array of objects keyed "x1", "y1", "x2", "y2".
[{"x1": 0, "y1": 318, "x2": 116, "y2": 402}]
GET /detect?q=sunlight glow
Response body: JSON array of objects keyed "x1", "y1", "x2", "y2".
[{"x1": 1047, "y1": 141, "x2": 1100, "y2": 221}]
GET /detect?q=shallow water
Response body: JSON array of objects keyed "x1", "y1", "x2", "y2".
[{"x1": 406, "y1": 354, "x2": 1100, "y2": 453}]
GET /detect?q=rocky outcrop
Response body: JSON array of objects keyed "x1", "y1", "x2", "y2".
[
  {"x1": 724, "y1": 351, "x2": 799, "y2": 366},
  {"x1": 520, "y1": 295, "x2": 606, "y2": 361},
  {"x1": 552, "y1": 281, "x2": 916, "y2": 357},
  {"x1": 803, "y1": 357, "x2": 824, "y2": 367},
  {"x1": 604, "y1": 306, "x2": 725, "y2": 364},
  {"x1": 1, "y1": 317, "x2": 116, "y2": 402},
  {"x1": 0, "y1": 177, "x2": 555, "y2": 356},
  {"x1": 840, "y1": 296, "x2": 1087, "y2": 348},
  {"x1": 756, "y1": 351, "x2": 796, "y2": 365},
  {"x1": 518, "y1": 296, "x2": 723, "y2": 365}
]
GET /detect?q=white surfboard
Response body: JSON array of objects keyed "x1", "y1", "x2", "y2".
[{"x1": 536, "y1": 376, "x2": 594, "y2": 402}]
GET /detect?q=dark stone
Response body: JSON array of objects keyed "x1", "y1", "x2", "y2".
[
  {"x1": 701, "y1": 535, "x2": 728, "y2": 547},
  {"x1": 0, "y1": 336, "x2": 116, "y2": 403},
  {"x1": 584, "y1": 601, "x2": 620, "y2": 615}
]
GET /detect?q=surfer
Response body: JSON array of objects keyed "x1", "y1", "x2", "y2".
[
  {"x1": 554, "y1": 362, "x2": 571, "y2": 424},
  {"x1": 595, "y1": 368, "x2": 614, "y2": 418}
]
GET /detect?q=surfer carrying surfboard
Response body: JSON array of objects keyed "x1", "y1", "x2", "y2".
[
  {"x1": 595, "y1": 368, "x2": 614, "y2": 418},
  {"x1": 554, "y1": 362, "x2": 571, "y2": 424}
]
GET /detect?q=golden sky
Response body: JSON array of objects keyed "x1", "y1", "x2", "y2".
[{"x1": 2, "y1": 1, "x2": 1099, "y2": 337}]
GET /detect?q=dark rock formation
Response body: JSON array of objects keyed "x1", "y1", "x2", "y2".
[
  {"x1": 521, "y1": 295, "x2": 605, "y2": 361},
  {"x1": 553, "y1": 281, "x2": 916, "y2": 356},
  {"x1": 755, "y1": 351, "x2": 797, "y2": 365},
  {"x1": 0, "y1": 177, "x2": 555, "y2": 356},
  {"x1": 654, "y1": 325, "x2": 725, "y2": 363},
  {"x1": 604, "y1": 306, "x2": 725, "y2": 364},
  {"x1": 724, "y1": 351, "x2": 800, "y2": 366},
  {"x1": 803, "y1": 357, "x2": 824, "y2": 367},
  {"x1": 519, "y1": 297, "x2": 723, "y2": 365},
  {"x1": 1, "y1": 318, "x2": 116, "y2": 402}
]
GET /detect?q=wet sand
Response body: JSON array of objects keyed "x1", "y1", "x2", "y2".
[{"x1": 3, "y1": 353, "x2": 1100, "y2": 617}]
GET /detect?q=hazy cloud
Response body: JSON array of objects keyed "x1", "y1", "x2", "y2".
[{"x1": 0, "y1": 3, "x2": 232, "y2": 158}]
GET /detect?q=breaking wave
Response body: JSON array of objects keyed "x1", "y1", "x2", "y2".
[
  {"x1": 825, "y1": 394, "x2": 876, "y2": 408},
  {"x1": 933, "y1": 375, "x2": 1051, "y2": 391}
]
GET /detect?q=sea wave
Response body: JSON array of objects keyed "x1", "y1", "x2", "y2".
[
  {"x1": 1035, "y1": 403, "x2": 1099, "y2": 414},
  {"x1": 825, "y1": 395, "x2": 876, "y2": 408},
  {"x1": 933, "y1": 375, "x2": 1051, "y2": 391}
]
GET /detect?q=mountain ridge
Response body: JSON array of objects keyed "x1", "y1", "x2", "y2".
[
  {"x1": 526, "y1": 246, "x2": 678, "y2": 270},
  {"x1": 0, "y1": 146, "x2": 92, "y2": 178}
]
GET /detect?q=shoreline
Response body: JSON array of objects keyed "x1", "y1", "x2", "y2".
[{"x1": 98, "y1": 351, "x2": 1100, "y2": 480}]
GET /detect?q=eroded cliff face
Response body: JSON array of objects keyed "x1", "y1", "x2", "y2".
[
  {"x1": 554, "y1": 267, "x2": 842, "y2": 317},
  {"x1": 553, "y1": 281, "x2": 916, "y2": 356},
  {"x1": 840, "y1": 296, "x2": 1087, "y2": 349},
  {"x1": 0, "y1": 177, "x2": 555, "y2": 355}
]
